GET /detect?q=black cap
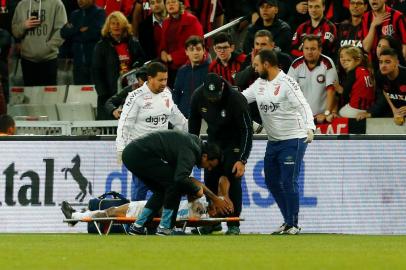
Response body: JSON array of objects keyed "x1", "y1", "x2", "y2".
[
  {"x1": 203, "y1": 73, "x2": 225, "y2": 101},
  {"x1": 257, "y1": 0, "x2": 279, "y2": 8}
]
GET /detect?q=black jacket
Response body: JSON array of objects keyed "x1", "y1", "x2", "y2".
[
  {"x1": 104, "y1": 84, "x2": 135, "y2": 117},
  {"x1": 60, "y1": 5, "x2": 105, "y2": 67},
  {"x1": 92, "y1": 36, "x2": 146, "y2": 120},
  {"x1": 243, "y1": 17, "x2": 292, "y2": 54},
  {"x1": 138, "y1": 14, "x2": 158, "y2": 61},
  {"x1": 235, "y1": 50, "x2": 292, "y2": 91},
  {"x1": 125, "y1": 130, "x2": 203, "y2": 193},
  {"x1": 188, "y1": 80, "x2": 253, "y2": 163}
]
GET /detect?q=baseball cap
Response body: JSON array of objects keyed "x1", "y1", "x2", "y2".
[
  {"x1": 203, "y1": 73, "x2": 225, "y2": 101},
  {"x1": 257, "y1": 0, "x2": 279, "y2": 8}
]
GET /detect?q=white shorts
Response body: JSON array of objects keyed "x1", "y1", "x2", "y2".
[
  {"x1": 126, "y1": 201, "x2": 147, "y2": 218},
  {"x1": 124, "y1": 197, "x2": 208, "y2": 219}
]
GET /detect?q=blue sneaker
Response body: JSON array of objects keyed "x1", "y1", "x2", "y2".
[{"x1": 128, "y1": 224, "x2": 146, "y2": 235}]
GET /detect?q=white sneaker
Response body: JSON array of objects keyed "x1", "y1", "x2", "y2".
[{"x1": 282, "y1": 226, "x2": 301, "y2": 235}]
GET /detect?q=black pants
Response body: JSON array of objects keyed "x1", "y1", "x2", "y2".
[
  {"x1": 205, "y1": 147, "x2": 242, "y2": 227},
  {"x1": 122, "y1": 141, "x2": 182, "y2": 227},
  {"x1": 21, "y1": 58, "x2": 57, "y2": 86},
  {"x1": 73, "y1": 64, "x2": 92, "y2": 85}
]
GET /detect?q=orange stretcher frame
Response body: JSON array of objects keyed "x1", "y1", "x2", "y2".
[{"x1": 63, "y1": 217, "x2": 244, "y2": 235}]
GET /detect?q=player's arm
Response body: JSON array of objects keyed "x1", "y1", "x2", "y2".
[
  {"x1": 218, "y1": 176, "x2": 234, "y2": 212},
  {"x1": 241, "y1": 80, "x2": 257, "y2": 104},
  {"x1": 383, "y1": 91, "x2": 404, "y2": 125},
  {"x1": 116, "y1": 92, "x2": 141, "y2": 153},
  {"x1": 286, "y1": 79, "x2": 315, "y2": 129}
]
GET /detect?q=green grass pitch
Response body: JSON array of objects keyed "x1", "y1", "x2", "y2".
[{"x1": 1, "y1": 234, "x2": 405, "y2": 270}]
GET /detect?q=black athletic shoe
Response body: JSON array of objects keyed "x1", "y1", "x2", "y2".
[
  {"x1": 146, "y1": 227, "x2": 157, "y2": 235},
  {"x1": 191, "y1": 224, "x2": 222, "y2": 235},
  {"x1": 128, "y1": 224, "x2": 147, "y2": 235},
  {"x1": 61, "y1": 201, "x2": 78, "y2": 226},
  {"x1": 155, "y1": 226, "x2": 186, "y2": 236},
  {"x1": 271, "y1": 223, "x2": 287, "y2": 235}
]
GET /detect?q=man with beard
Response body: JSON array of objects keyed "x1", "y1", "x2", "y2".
[{"x1": 243, "y1": 48, "x2": 315, "y2": 234}]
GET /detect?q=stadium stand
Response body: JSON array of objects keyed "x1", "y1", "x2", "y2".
[
  {"x1": 56, "y1": 103, "x2": 95, "y2": 121},
  {"x1": 65, "y1": 85, "x2": 98, "y2": 109},
  {"x1": 8, "y1": 104, "x2": 59, "y2": 121},
  {"x1": 15, "y1": 120, "x2": 118, "y2": 135}
]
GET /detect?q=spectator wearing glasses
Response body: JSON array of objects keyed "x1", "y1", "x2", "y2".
[
  {"x1": 337, "y1": 0, "x2": 368, "y2": 50},
  {"x1": 209, "y1": 32, "x2": 246, "y2": 85}
]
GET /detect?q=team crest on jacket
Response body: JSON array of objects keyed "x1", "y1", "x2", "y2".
[
  {"x1": 221, "y1": 110, "x2": 226, "y2": 117},
  {"x1": 317, "y1": 74, "x2": 325, "y2": 83},
  {"x1": 143, "y1": 102, "x2": 152, "y2": 109},
  {"x1": 274, "y1": 85, "x2": 280, "y2": 96}
]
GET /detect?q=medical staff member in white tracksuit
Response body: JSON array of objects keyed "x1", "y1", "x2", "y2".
[
  {"x1": 242, "y1": 49, "x2": 316, "y2": 235},
  {"x1": 116, "y1": 61, "x2": 187, "y2": 200}
]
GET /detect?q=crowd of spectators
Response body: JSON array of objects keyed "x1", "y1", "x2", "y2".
[{"x1": 0, "y1": 0, "x2": 404, "y2": 125}]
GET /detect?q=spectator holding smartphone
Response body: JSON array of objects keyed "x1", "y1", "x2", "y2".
[{"x1": 12, "y1": 0, "x2": 67, "y2": 86}]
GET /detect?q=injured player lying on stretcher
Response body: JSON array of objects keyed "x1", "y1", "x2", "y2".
[
  {"x1": 61, "y1": 195, "x2": 214, "y2": 227},
  {"x1": 61, "y1": 178, "x2": 232, "y2": 226}
]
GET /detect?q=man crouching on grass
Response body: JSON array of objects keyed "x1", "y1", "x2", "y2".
[{"x1": 122, "y1": 130, "x2": 232, "y2": 235}]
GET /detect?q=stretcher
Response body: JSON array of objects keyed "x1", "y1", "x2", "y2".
[{"x1": 63, "y1": 217, "x2": 244, "y2": 235}]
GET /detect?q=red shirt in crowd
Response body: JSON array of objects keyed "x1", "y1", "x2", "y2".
[
  {"x1": 160, "y1": 12, "x2": 203, "y2": 70},
  {"x1": 114, "y1": 42, "x2": 132, "y2": 75},
  {"x1": 209, "y1": 52, "x2": 246, "y2": 85},
  {"x1": 291, "y1": 17, "x2": 337, "y2": 59},
  {"x1": 361, "y1": 5, "x2": 406, "y2": 59},
  {"x1": 95, "y1": 0, "x2": 135, "y2": 17},
  {"x1": 189, "y1": 0, "x2": 223, "y2": 33},
  {"x1": 344, "y1": 66, "x2": 375, "y2": 110}
]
